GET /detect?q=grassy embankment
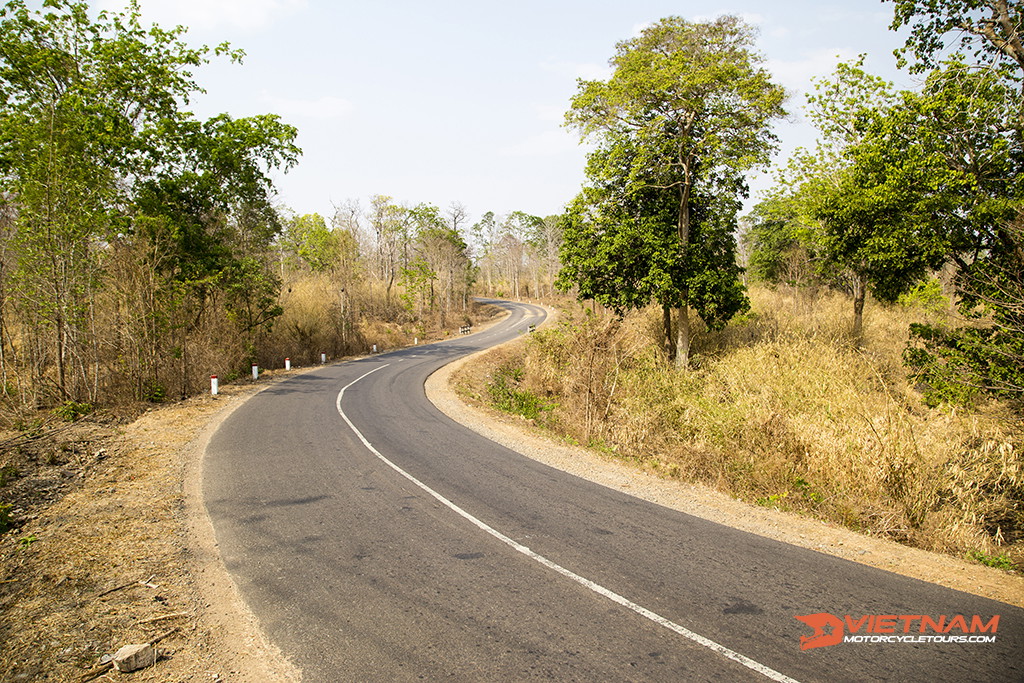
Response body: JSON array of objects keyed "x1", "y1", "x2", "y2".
[{"x1": 465, "y1": 286, "x2": 1022, "y2": 571}]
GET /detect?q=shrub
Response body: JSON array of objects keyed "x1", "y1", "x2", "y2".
[
  {"x1": 52, "y1": 401, "x2": 92, "y2": 422},
  {"x1": 486, "y1": 363, "x2": 554, "y2": 422},
  {"x1": 898, "y1": 278, "x2": 949, "y2": 314}
]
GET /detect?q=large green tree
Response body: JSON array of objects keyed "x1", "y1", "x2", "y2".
[
  {"x1": 749, "y1": 59, "x2": 964, "y2": 338},
  {"x1": 895, "y1": 62, "x2": 1024, "y2": 403},
  {"x1": 0, "y1": 0, "x2": 223, "y2": 400},
  {"x1": 560, "y1": 15, "x2": 786, "y2": 366},
  {"x1": 885, "y1": 1, "x2": 1023, "y2": 405}
]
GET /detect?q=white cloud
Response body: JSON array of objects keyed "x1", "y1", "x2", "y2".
[
  {"x1": 261, "y1": 93, "x2": 354, "y2": 120},
  {"x1": 692, "y1": 11, "x2": 765, "y2": 25},
  {"x1": 99, "y1": 0, "x2": 307, "y2": 32}
]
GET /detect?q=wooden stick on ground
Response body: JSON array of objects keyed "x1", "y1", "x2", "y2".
[
  {"x1": 97, "y1": 575, "x2": 158, "y2": 597},
  {"x1": 139, "y1": 612, "x2": 189, "y2": 625}
]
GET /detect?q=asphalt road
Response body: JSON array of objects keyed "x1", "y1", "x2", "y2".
[{"x1": 204, "y1": 299, "x2": 1023, "y2": 682}]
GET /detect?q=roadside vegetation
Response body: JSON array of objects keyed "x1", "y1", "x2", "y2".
[{"x1": 471, "y1": 287, "x2": 1023, "y2": 569}]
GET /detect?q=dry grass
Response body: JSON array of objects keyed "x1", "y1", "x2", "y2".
[
  {"x1": 485, "y1": 287, "x2": 1023, "y2": 570},
  {"x1": 0, "y1": 394, "x2": 225, "y2": 681},
  {"x1": 264, "y1": 275, "x2": 491, "y2": 366}
]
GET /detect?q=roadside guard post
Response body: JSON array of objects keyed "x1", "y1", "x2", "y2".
[{"x1": 210, "y1": 375, "x2": 218, "y2": 396}]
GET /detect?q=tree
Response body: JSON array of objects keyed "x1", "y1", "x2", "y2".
[
  {"x1": 743, "y1": 191, "x2": 817, "y2": 288},
  {"x1": 367, "y1": 194, "x2": 409, "y2": 302},
  {"x1": 893, "y1": 63, "x2": 1024, "y2": 404},
  {"x1": 469, "y1": 211, "x2": 498, "y2": 294},
  {"x1": 886, "y1": 0, "x2": 1024, "y2": 76},
  {"x1": 0, "y1": 0, "x2": 225, "y2": 402},
  {"x1": 284, "y1": 213, "x2": 339, "y2": 272},
  {"x1": 497, "y1": 211, "x2": 541, "y2": 299},
  {"x1": 807, "y1": 140, "x2": 947, "y2": 336},
  {"x1": 751, "y1": 59, "x2": 951, "y2": 338},
  {"x1": 132, "y1": 111, "x2": 298, "y2": 397},
  {"x1": 561, "y1": 15, "x2": 786, "y2": 366},
  {"x1": 528, "y1": 214, "x2": 564, "y2": 299}
]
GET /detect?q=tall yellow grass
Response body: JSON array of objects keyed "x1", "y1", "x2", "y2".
[
  {"x1": 502, "y1": 287, "x2": 1023, "y2": 567},
  {"x1": 262, "y1": 274, "x2": 492, "y2": 367}
]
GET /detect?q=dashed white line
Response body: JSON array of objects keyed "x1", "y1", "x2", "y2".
[{"x1": 336, "y1": 363, "x2": 800, "y2": 683}]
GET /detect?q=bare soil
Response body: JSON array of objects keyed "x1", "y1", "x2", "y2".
[{"x1": 0, "y1": 378, "x2": 300, "y2": 682}]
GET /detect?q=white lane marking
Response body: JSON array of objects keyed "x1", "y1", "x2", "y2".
[{"x1": 335, "y1": 363, "x2": 799, "y2": 683}]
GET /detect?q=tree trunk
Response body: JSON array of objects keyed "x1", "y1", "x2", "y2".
[
  {"x1": 852, "y1": 272, "x2": 867, "y2": 341},
  {"x1": 674, "y1": 159, "x2": 693, "y2": 369},
  {"x1": 663, "y1": 305, "x2": 674, "y2": 361},
  {"x1": 675, "y1": 306, "x2": 691, "y2": 369}
]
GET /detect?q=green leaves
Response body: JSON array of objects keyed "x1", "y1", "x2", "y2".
[
  {"x1": 561, "y1": 15, "x2": 783, "y2": 362},
  {"x1": 568, "y1": 15, "x2": 786, "y2": 178},
  {"x1": 887, "y1": 0, "x2": 1024, "y2": 76}
]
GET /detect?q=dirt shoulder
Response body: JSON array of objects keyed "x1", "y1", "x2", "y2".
[
  {"x1": 0, "y1": 377, "x2": 302, "y2": 682},
  {"x1": 425, "y1": 319, "x2": 1024, "y2": 610}
]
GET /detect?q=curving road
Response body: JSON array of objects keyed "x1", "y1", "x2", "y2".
[{"x1": 204, "y1": 299, "x2": 1023, "y2": 682}]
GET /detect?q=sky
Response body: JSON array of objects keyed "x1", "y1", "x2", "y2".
[{"x1": 93, "y1": 0, "x2": 921, "y2": 225}]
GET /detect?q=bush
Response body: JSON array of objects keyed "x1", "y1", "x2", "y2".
[
  {"x1": 897, "y1": 278, "x2": 949, "y2": 314},
  {"x1": 52, "y1": 401, "x2": 92, "y2": 422},
  {"x1": 486, "y1": 363, "x2": 554, "y2": 422}
]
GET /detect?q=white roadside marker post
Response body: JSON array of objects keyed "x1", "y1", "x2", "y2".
[
  {"x1": 251, "y1": 363, "x2": 259, "y2": 381},
  {"x1": 285, "y1": 357, "x2": 291, "y2": 371},
  {"x1": 321, "y1": 353, "x2": 326, "y2": 364},
  {"x1": 210, "y1": 375, "x2": 218, "y2": 396}
]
